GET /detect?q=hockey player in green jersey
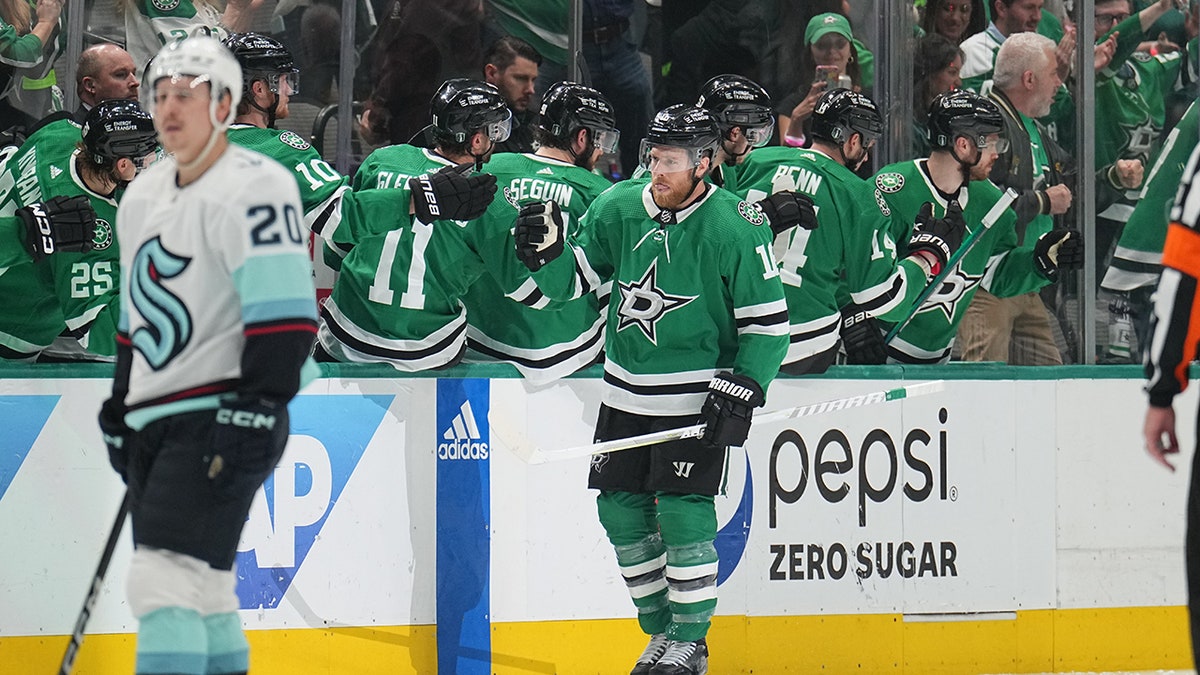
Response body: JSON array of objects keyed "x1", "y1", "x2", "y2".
[
  {"x1": 461, "y1": 81, "x2": 618, "y2": 382},
  {"x1": 0, "y1": 100, "x2": 160, "y2": 360},
  {"x1": 875, "y1": 90, "x2": 1083, "y2": 364},
  {"x1": 694, "y1": 74, "x2": 775, "y2": 194},
  {"x1": 734, "y1": 89, "x2": 964, "y2": 371},
  {"x1": 222, "y1": 32, "x2": 349, "y2": 279},
  {"x1": 514, "y1": 105, "x2": 792, "y2": 675},
  {"x1": 316, "y1": 79, "x2": 510, "y2": 370}
]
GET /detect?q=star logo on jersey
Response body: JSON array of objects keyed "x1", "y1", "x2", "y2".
[
  {"x1": 278, "y1": 130, "x2": 311, "y2": 151},
  {"x1": 738, "y1": 201, "x2": 766, "y2": 226},
  {"x1": 151, "y1": 0, "x2": 180, "y2": 10},
  {"x1": 92, "y1": 219, "x2": 113, "y2": 251},
  {"x1": 616, "y1": 258, "x2": 697, "y2": 345},
  {"x1": 1119, "y1": 119, "x2": 1157, "y2": 161},
  {"x1": 875, "y1": 172, "x2": 905, "y2": 193},
  {"x1": 919, "y1": 262, "x2": 984, "y2": 322}
]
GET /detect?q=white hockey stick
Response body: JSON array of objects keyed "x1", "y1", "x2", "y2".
[{"x1": 490, "y1": 380, "x2": 945, "y2": 465}]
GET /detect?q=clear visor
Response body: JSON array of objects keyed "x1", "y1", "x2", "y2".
[
  {"x1": 145, "y1": 74, "x2": 211, "y2": 117},
  {"x1": 743, "y1": 121, "x2": 775, "y2": 148},
  {"x1": 639, "y1": 140, "x2": 707, "y2": 173},
  {"x1": 592, "y1": 127, "x2": 621, "y2": 154},
  {"x1": 275, "y1": 71, "x2": 299, "y2": 96},
  {"x1": 976, "y1": 134, "x2": 1009, "y2": 153},
  {"x1": 484, "y1": 109, "x2": 513, "y2": 143}
]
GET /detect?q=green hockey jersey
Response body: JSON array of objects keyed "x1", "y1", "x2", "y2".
[
  {"x1": 228, "y1": 124, "x2": 348, "y2": 233},
  {"x1": 0, "y1": 118, "x2": 83, "y2": 358},
  {"x1": 462, "y1": 152, "x2": 613, "y2": 383},
  {"x1": 529, "y1": 180, "x2": 789, "y2": 415},
  {"x1": 734, "y1": 145, "x2": 930, "y2": 366},
  {"x1": 873, "y1": 159, "x2": 1049, "y2": 363},
  {"x1": 1103, "y1": 101, "x2": 1198, "y2": 292}
]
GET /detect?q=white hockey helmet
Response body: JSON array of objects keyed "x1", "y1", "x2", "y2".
[{"x1": 143, "y1": 36, "x2": 242, "y2": 132}]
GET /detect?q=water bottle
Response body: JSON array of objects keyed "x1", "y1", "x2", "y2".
[{"x1": 1107, "y1": 295, "x2": 1133, "y2": 360}]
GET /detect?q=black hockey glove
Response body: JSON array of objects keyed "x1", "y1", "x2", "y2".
[
  {"x1": 700, "y1": 371, "x2": 765, "y2": 449},
  {"x1": 98, "y1": 398, "x2": 131, "y2": 483},
  {"x1": 756, "y1": 190, "x2": 818, "y2": 236},
  {"x1": 408, "y1": 163, "x2": 497, "y2": 223},
  {"x1": 208, "y1": 396, "x2": 290, "y2": 495},
  {"x1": 907, "y1": 200, "x2": 965, "y2": 276},
  {"x1": 19, "y1": 195, "x2": 97, "y2": 262},
  {"x1": 840, "y1": 303, "x2": 887, "y2": 365},
  {"x1": 515, "y1": 200, "x2": 565, "y2": 272},
  {"x1": 1033, "y1": 229, "x2": 1084, "y2": 281}
]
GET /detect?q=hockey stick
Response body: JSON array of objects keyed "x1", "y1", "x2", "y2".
[
  {"x1": 490, "y1": 380, "x2": 944, "y2": 465},
  {"x1": 59, "y1": 490, "x2": 130, "y2": 675},
  {"x1": 885, "y1": 188, "x2": 1019, "y2": 344}
]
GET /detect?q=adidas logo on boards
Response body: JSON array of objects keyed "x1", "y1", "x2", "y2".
[{"x1": 438, "y1": 401, "x2": 489, "y2": 460}]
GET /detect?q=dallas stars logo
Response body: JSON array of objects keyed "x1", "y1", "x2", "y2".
[
  {"x1": 1118, "y1": 119, "x2": 1157, "y2": 161},
  {"x1": 875, "y1": 172, "x2": 905, "y2": 193},
  {"x1": 919, "y1": 261, "x2": 984, "y2": 322},
  {"x1": 616, "y1": 258, "x2": 697, "y2": 345}
]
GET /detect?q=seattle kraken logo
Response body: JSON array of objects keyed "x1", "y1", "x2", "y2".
[{"x1": 130, "y1": 236, "x2": 192, "y2": 370}]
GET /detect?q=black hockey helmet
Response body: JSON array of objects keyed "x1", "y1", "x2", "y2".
[
  {"x1": 809, "y1": 88, "x2": 883, "y2": 145},
  {"x1": 696, "y1": 74, "x2": 774, "y2": 146},
  {"x1": 82, "y1": 98, "x2": 158, "y2": 167},
  {"x1": 537, "y1": 81, "x2": 620, "y2": 153},
  {"x1": 927, "y1": 89, "x2": 1005, "y2": 150},
  {"x1": 639, "y1": 104, "x2": 721, "y2": 171},
  {"x1": 429, "y1": 78, "x2": 512, "y2": 145},
  {"x1": 222, "y1": 32, "x2": 298, "y2": 96}
]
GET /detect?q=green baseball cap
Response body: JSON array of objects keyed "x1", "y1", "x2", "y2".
[{"x1": 805, "y1": 13, "x2": 853, "y2": 46}]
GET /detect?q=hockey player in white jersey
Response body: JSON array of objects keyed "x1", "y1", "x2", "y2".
[{"x1": 97, "y1": 37, "x2": 318, "y2": 675}]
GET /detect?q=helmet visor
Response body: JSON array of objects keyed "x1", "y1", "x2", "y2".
[
  {"x1": 977, "y1": 133, "x2": 1009, "y2": 153},
  {"x1": 278, "y1": 71, "x2": 299, "y2": 96},
  {"x1": 743, "y1": 120, "x2": 775, "y2": 148},
  {"x1": 484, "y1": 109, "x2": 513, "y2": 143},
  {"x1": 639, "y1": 140, "x2": 707, "y2": 174},
  {"x1": 592, "y1": 127, "x2": 621, "y2": 154}
]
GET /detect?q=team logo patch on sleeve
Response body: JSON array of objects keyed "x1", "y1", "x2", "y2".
[
  {"x1": 875, "y1": 172, "x2": 905, "y2": 193},
  {"x1": 151, "y1": 0, "x2": 180, "y2": 10},
  {"x1": 278, "y1": 131, "x2": 312, "y2": 151},
  {"x1": 92, "y1": 219, "x2": 113, "y2": 251},
  {"x1": 874, "y1": 189, "x2": 891, "y2": 217},
  {"x1": 502, "y1": 186, "x2": 519, "y2": 208},
  {"x1": 738, "y1": 200, "x2": 766, "y2": 226}
]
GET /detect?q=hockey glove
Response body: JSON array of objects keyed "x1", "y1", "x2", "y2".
[
  {"x1": 19, "y1": 195, "x2": 97, "y2": 262},
  {"x1": 700, "y1": 371, "x2": 765, "y2": 449},
  {"x1": 907, "y1": 201, "x2": 965, "y2": 276},
  {"x1": 515, "y1": 200, "x2": 565, "y2": 272},
  {"x1": 98, "y1": 398, "x2": 131, "y2": 483},
  {"x1": 408, "y1": 163, "x2": 497, "y2": 223},
  {"x1": 840, "y1": 303, "x2": 887, "y2": 364},
  {"x1": 208, "y1": 396, "x2": 290, "y2": 495},
  {"x1": 756, "y1": 190, "x2": 818, "y2": 236},
  {"x1": 1033, "y1": 229, "x2": 1084, "y2": 281}
]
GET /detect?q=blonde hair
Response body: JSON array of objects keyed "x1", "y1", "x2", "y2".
[{"x1": 1, "y1": 0, "x2": 32, "y2": 34}]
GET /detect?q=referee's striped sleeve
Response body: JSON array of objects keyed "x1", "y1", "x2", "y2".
[{"x1": 1145, "y1": 143, "x2": 1200, "y2": 407}]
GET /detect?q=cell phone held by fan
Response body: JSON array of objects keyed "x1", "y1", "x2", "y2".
[{"x1": 815, "y1": 65, "x2": 851, "y2": 91}]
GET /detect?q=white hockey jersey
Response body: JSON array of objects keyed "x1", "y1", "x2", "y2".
[{"x1": 116, "y1": 144, "x2": 318, "y2": 428}]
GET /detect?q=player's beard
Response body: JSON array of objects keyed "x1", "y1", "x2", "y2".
[{"x1": 651, "y1": 171, "x2": 699, "y2": 210}]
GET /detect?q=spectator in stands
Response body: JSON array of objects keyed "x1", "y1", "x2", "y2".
[
  {"x1": 0, "y1": 0, "x2": 63, "y2": 131},
  {"x1": 776, "y1": 13, "x2": 866, "y2": 148},
  {"x1": 912, "y1": 34, "x2": 963, "y2": 157},
  {"x1": 73, "y1": 43, "x2": 139, "y2": 123},
  {"x1": 580, "y1": 0, "x2": 653, "y2": 177},
  {"x1": 922, "y1": 0, "x2": 987, "y2": 44},
  {"x1": 121, "y1": 0, "x2": 264, "y2": 73},
  {"x1": 484, "y1": 35, "x2": 541, "y2": 154},
  {"x1": 358, "y1": 0, "x2": 485, "y2": 146},
  {"x1": 957, "y1": 32, "x2": 1074, "y2": 365},
  {"x1": 484, "y1": 0, "x2": 568, "y2": 93},
  {"x1": 958, "y1": 0, "x2": 1076, "y2": 142}
]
